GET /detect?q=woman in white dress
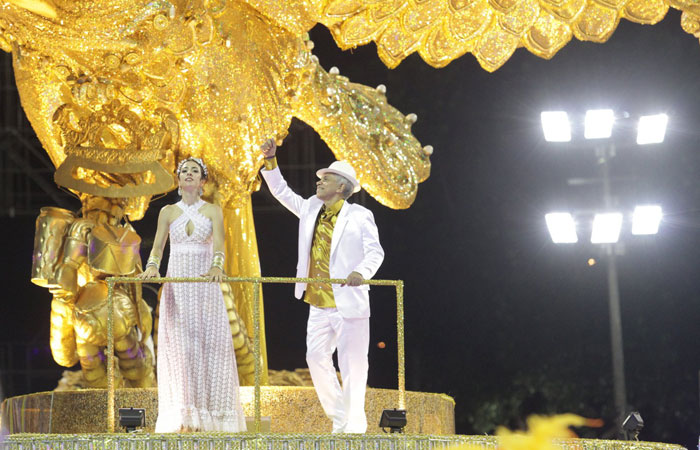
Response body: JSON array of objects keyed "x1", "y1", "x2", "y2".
[{"x1": 139, "y1": 158, "x2": 247, "y2": 432}]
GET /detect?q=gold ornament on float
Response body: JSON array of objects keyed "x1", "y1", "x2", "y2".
[
  {"x1": 0, "y1": 0, "x2": 429, "y2": 213},
  {"x1": 87, "y1": 224, "x2": 142, "y2": 276},
  {"x1": 53, "y1": 100, "x2": 178, "y2": 205}
]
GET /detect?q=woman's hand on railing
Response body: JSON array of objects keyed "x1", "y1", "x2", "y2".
[
  {"x1": 202, "y1": 266, "x2": 225, "y2": 283},
  {"x1": 137, "y1": 266, "x2": 160, "y2": 279}
]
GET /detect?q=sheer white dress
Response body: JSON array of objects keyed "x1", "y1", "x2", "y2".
[{"x1": 155, "y1": 199, "x2": 247, "y2": 432}]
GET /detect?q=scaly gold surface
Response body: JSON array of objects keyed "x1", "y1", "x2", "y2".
[
  {"x1": 317, "y1": 0, "x2": 700, "y2": 71},
  {"x1": 222, "y1": 204, "x2": 269, "y2": 386}
]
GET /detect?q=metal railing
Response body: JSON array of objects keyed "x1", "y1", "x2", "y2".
[{"x1": 105, "y1": 276, "x2": 405, "y2": 433}]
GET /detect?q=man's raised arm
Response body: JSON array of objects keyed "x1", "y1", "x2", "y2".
[{"x1": 259, "y1": 138, "x2": 305, "y2": 218}]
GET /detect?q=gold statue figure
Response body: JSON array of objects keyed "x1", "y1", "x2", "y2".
[
  {"x1": 28, "y1": 98, "x2": 166, "y2": 388},
  {"x1": 32, "y1": 196, "x2": 156, "y2": 387}
]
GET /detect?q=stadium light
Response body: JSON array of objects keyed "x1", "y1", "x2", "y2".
[
  {"x1": 542, "y1": 107, "x2": 667, "y2": 430},
  {"x1": 541, "y1": 111, "x2": 571, "y2": 142},
  {"x1": 636, "y1": 114, "x2": 668, "y2": 145},
  {"x1": 631, "y1": 205, "x2": 662, "y2": 235},
  {"x1": 591, "y1": 212, "x2": 623, "y2": 244},
  {"x1": 545, "y1": 212, "x2": 578, "y2": 243},
  {"x1": 585, "y1": 109, "x2": 615, "y2": 139}
]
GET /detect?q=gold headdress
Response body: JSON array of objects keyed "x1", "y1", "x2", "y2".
[{"x1": 53, "y1": 100, "x2": 178, "y2": 200}]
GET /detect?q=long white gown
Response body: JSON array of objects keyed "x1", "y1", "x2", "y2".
[{"x1": 155, "y1": 199, "x2": 247, "y2": 432}]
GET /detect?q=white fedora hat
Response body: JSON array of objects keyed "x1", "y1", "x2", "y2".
[{"x1": 316, "y1": 161, "x2": 361, "y2": 194}]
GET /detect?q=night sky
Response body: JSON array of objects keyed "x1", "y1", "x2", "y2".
[{"x1": 2, "y1": 8, "x2": 700, "y2": 449}]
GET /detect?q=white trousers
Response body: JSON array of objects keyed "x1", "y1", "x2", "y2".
[{"x1": 306, "y1": 306, "x2": 369, "y2": 433}]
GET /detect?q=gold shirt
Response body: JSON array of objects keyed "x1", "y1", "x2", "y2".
[{"x1": 304, "y1": 198, "x2": 345, "y2": 308}]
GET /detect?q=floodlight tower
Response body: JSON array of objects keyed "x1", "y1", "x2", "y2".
[{"x1": 541, "y1": 109, "x2": 667, "y2": 431}]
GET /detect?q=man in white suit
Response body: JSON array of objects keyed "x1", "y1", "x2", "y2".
[{"x1": 260, "y1": 139, "x2": 384, "y2": 433}]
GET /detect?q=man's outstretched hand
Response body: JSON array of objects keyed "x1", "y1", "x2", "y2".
[{"x1": 260, "y1": 138, "x2": 277, "y2": 158}]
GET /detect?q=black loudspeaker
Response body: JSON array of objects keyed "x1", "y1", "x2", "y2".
[
  {"x1": 621, "y1": 411, "x2": 643, "y2": 440},
  {"x1": 118, "y1": 407, "x2": 145, "y2": 432},
  {"x1": 379, "y1": 409, "x2": 407, "y2": 433}
]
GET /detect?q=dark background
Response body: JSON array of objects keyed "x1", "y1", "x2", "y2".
[{"x1": 2, "y1": 9, "x2": 700, "y2": 448}]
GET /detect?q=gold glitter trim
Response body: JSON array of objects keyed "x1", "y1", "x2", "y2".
[{"x1": 0, "y1": 432, "x2": 686, "y2": 450}]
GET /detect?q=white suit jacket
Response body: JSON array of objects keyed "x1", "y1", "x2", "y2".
[{"x1": 261, "y1": 167, "x2": 385, "y2": 318}]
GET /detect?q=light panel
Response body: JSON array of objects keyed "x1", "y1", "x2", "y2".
[
  {"x1": 591, "y1": 212, "x2": 623, "y2": 244},
  {"x1": 632, "y1": 205, "x2": 662, "y2": 235},
  {"x1": 545, "y1": 212, "x2": 578, "y2": 243},
  {"x1": 584, "y1": 109, "x2": 615, "y2": 139},
  {"x1": 541, "y1": 111, "x2": 571, "y2": 142},
  {"x1": 637, "y1": 114, "x2": 668, "y2": 145}
]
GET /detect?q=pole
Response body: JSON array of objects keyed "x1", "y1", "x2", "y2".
[
  {"x1": 599, "y1": 144, "x2": 627, "y2": 430},
  {"x1": 107, "y1": 279, "x2": 115, "y2": 432},
  {"x1": 606, "y1": 246, "x2": 627, "y2": 429},
  {"x1": 253, "y1": 280, "x2": 261, "y2": 433},
  {"x1": 396, "y1": 281, "x2": 406, "y2": 410}
]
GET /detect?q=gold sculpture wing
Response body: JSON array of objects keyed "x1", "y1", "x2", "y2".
[
  {"x1": 308, "y1": 0, "x2": 699, "y2": 72},
  {"x1": 292, "y1": 61, "x2": 430, "y2": 209}
]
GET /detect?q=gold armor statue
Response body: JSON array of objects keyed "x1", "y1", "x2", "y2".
[
  {"x1": 32, "y1": 198, "x2": 256, "y2": 387},
  {"x1": 32, "y1": 197, "x2": 156, "y2": 387}
]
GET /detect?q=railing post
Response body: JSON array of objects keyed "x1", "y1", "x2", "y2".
[
  {"x1": 253, "y1": 280, "x2": 262, "y2": 433},
  {"x1": 107, "y1": 278, "x2": 116, "y2": 432},
  {"x1": 396, "y1": 281, "x2": 406, "y2": 410}
]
